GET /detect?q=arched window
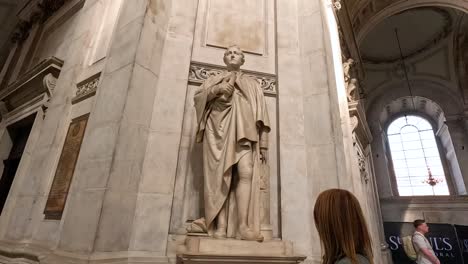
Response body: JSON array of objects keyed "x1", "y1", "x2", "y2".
[{"x1": 387, "y1": 115, "x2": 449, "y2": 196}]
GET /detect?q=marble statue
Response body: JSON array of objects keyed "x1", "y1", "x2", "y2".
[
  {"x1": 346, "y1": 78, "x2": 358, "y2": 102},
  {"x1": 192, "y1": 45, "x2": 270, "y2": 241},
  {"x1": 342, "y1": 57, "x2": 354, "y2": 86}
]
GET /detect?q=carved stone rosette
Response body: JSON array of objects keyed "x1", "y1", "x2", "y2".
[{"x1": 188, "y1": 62, "x2": 277, "y2": 96}]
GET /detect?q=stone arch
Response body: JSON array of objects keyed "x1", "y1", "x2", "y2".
[
  {"x1": 366, "y1": 79, "x2": 464, "y2": 122},
  {"x1": 368, "y1": 91, "x2": 466, "y2": 197},
  {"x1": 379, "y1": 96, "x2": 446, "y2": 133},
  {"x1": 355, "y1": 0, "x2": 468, "y2": 43}
]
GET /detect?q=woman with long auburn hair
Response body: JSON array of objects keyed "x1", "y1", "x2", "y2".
[{"x1": 313, "y1": 189, "x2": 374, "y2": 264}]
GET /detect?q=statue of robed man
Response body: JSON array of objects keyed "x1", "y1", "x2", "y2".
[{"x1": 193, "y1": 45, "x2": 270, "y2": 241}]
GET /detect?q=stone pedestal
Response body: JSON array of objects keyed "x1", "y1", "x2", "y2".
[{"x1": 177, "y1": 237, "x2": 306, "y2": 264}]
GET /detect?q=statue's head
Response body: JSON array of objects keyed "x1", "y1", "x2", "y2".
[{"x1": 223, "y1": 45, "x2": 245, "y2": 70}]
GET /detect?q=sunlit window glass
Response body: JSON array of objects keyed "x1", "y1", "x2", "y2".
[{"x1": 387, "y1": 115, "x2": 449, "y2": 196}]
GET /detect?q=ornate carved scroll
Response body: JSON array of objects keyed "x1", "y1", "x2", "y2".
[
  {"x1": 188, "y1": 62, "x2": 276, "y2": 95},
  {"x1": 44, "y1": 114, "x2": 89, "y2": 219}
]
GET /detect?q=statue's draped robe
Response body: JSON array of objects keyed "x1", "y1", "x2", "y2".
[{"x1": 194, "y1": 71, "x2": 270, "y2": 238}]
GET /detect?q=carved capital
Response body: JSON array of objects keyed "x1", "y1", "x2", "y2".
[{"x1": 189, "y1": 62, "x2": 277, "y2": 95}]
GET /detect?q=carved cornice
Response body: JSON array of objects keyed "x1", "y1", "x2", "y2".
[
  {"x1": 188, "y1": 62, "x2": 277, "y2": 96},
  {"x1": 381, "y1": 195, "x2": 468, "y2": 204},
  {"x1": 11, "y1": 0, "x2": 69, "y2": 43},
  {"x1": 0, "y1": 57, "x2": 62, "y2": 111},
  {"x1": 72, "y1": 73, "x2": 101, "y2": 104}
]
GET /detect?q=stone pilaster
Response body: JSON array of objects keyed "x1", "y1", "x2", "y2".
[
  {"x1": 57, "y1": 1, "x2": 198, "y2": 263},
  {"x1": 443, "y1": 117, "x2": 468, "y2": 194}
]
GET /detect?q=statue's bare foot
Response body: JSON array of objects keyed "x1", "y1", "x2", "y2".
[
  {"x1": 238, "y1": 225, "x2": 264, "y2": 242},
  {"x1": 213, "y1": 227, "x2": 227, "y2": 239}
]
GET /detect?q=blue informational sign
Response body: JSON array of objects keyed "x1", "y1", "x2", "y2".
[
  {"x1": 383, "y1": 222, "x2": 465, "y2": 264},
  {"x1": 455, "y1": 225, "x2": 468, "y2": 263}
]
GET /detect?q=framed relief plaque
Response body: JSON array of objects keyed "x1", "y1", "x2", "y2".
[{"x1": 44, "y1": 114, "x2": 89, "y2": 220}]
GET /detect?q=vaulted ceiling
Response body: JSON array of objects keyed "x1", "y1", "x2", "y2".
[
  {"x1": 360, "y1": 7, "x2": 456, "y2": 63},
  {"x1": 358, "y1": 5, "x2": 468, "y2": 118}
]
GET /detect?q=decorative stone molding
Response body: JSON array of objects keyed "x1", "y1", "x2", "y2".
[
  {"x1": 0, "y1": 240, "x2": 169, "y2": 264},
  {"x1": 0, "y1": 247, "x2": 40, "y2": 264},
  {"x1": 335, "y1": 0, "x2": 366, "y2": 93},
  {"x1": 349, "y1": 101, "x2": 373, "y2": 149},
  {"x1": 0, "y1": 57, "x2": 62, "y2": 118},
  {"x1": 43, "y1": 73, "x2": 57, "y2": 93},
  {"x1": 177, "y1": 237, "x2": 306, "y2": 264},
  {"x1": 188, "y1": 62, "x2": 277, "y2": 96},
  {"x1": 349, "y1": 101, "x2": 373, "y2": 185},
  {"x1": 11, "y1": 0, "x2": 71, "y2": 43},
  {"x1": 356, "y1": 150, "x2": 369, "y2": 184},
  {"x1": 333, "y1": 0, "x2": 342, "y2": 10},
  {"x1": 72, "y1": 73, "x2": 101, "y2": 104},
  {"x1": 2, "y1": 94, "x2": 49, "y2": 123}
]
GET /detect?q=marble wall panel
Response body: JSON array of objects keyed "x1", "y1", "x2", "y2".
[
  {"x1": 89, "y1": 0, "x2": 123, "y2": 64},
  {"x1": 276, "y1": 0, "x2": 312, "y2": 256},
  {"x1": 130, "y1": 193, "x2": 173, "y2": 252},
  {"x1": 34, "y1": 12, "x2": 81, "y2": 64},
  {"x1": 58, "y1": 189, "x2": 106, "y2": 252},
  {"x1": 205, "y1": 0, "x2": 266, "y2": 55},
  {"x1": 192, "y1": 0, "x2": 276, "y2": 74}
]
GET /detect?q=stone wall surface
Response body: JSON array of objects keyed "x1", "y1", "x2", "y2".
[{"x1": 0, "y1": 0, "x2": 389, "y2": 264}]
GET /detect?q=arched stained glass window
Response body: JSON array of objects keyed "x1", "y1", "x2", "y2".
[{"x1": 387, "y1": 115, "x2": 449, "y2": 196}]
